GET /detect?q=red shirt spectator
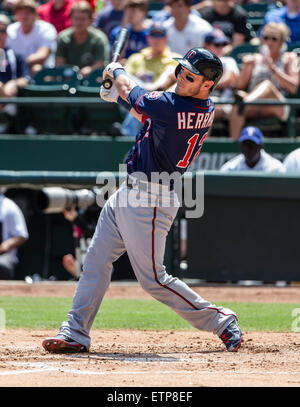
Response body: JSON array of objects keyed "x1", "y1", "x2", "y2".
[{"x1": 38, "y1": 0, "x2": 76, "y2": 33}]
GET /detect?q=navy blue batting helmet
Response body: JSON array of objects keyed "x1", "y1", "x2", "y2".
[{"x1": 174, "y1": 47, "x2": 223, "y2": 90}]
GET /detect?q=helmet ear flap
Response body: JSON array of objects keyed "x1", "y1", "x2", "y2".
[{"x1": 175, "y1": 64, "x2": 181, "y2": 78}]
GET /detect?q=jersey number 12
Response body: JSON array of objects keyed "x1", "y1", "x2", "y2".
[{"x1": 176, "y1": 132, "x2": 208, "y2": 169}]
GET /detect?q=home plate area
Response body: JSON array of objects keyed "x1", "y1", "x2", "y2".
[{"x1": 0, "y1": 329, "x2": 300, "y2": 387}]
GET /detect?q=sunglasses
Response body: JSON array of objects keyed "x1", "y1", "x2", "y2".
[
  {"x1": 0, "y1": 29, "x2": 7, "y2": 34},
  {"x1": 262, "y1": 35, "x2": 280, "y2": 42},
  {"x1": 149, "y1": 32, "x2": 166, "y2": 38}
]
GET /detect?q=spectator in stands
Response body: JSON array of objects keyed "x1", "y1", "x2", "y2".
[
  {"x1": 198, "y1": 0, "x2": 252, "y2": 48},
  {"x1": 151, "y1": 0, "x2": 204, "y2": 23},
  {"x1": 163, "y1": 0, "x2": 212, "y2": 56},
  {"x1": 125, "y1": 22, "x2": 180, "y2": 87},
  {"x1": 110, "y1": 0, "x2": 150, "y2": 61},
  {"x1": 84, "y1": 0, "x2": 95, "y2": 12},
  {"x1": 204, "y1": 28, "x2": 239, "y2": 119},
  {"x1": 262, "y1": 0, "x2": 300, "y2": 44},
  {"x1": 116, "y1": 21, "x2": 181, "y2": 136},
  {"x1": 220, "y1": 126, "x2": 286, "y2": 172},
  {"x1": 283, "y1": 147, "x2": 300, "y2": 171},
  {"x1": 93, "y1": 0, "x2": 125, "y2": 40},
  {"x1": 0, "y1": 187, "x2": 29, "y2": 279},
  {"x1": 228, "y1": 22, "x2": 300, "y2": 140},
  {"x1": 37, "y1": 0, "x2": 75, "y2": 33},
  {"x1": 0, "y1": 14, "x2": 30, "y2": 132},
  {"x1": 6, "y1": 0, "x2": 57, "y2": 74},
  {"x1": 0, "y1": 0, "x2": 18, "y2": 16},
  {"x1": 55, "y1": 1, "x2": 110, "y2": 77},
  {"x1": 62, "y1": 196, "x2": 135, "y2": 281},
  {"x1": 62, "y1": 204, "x2": 96, "y2": 279}
]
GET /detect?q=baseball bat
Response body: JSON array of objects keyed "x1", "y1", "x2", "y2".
[{"x1": 102, "y1": 28, "x2": 129, "y2": 90}]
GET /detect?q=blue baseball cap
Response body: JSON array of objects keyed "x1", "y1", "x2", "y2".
[
  {"x1": 204, "y1": 28, "x2": 230, "y2": 46},
  {"x1": 239, "y1": 126, "x2": 264, "y2": 145},
  {"x1": 148, "y1": 22, "x2": 167, "y2": 38}
]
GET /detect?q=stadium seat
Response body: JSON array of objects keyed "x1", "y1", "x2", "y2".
[
  {"x1": 17, "y1": 84, "x2": 74, "y2": 134},
  {"x1": 287, "y1": 41, "x2": 300, "y2": 53},
  {"x1": 71, "y1": 86, "x2": 123, "y2": 135},
  {"x1": 79, "y1": 68, "x2": 104, "y2": 87},
  {"x1": 242, "y1": 2, "x2": 270, "y2": 18},
  {"x1": 242, "y1": 2, "x2": 281, "y2": 33},
  {"x1": 147, "y1": 0, "x2": 165, "y2": 18},
  {"x1": 229, "y1": 43, "x2": 258, "y2": 68},
  {"x1": 32, "y1": 65, "x2": 82, "y2": 89}
]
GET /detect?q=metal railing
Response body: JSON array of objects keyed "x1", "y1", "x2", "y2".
[{"x1": 0, "y1": 96, "x2": 299, "y2": 138}]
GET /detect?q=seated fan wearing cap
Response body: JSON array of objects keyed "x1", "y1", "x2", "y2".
[{"x1": 220, "y1": 126, "x2": 286, "y2": 172}]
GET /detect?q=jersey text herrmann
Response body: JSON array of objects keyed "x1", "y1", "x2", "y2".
[{"x1": 177, "y1": 111, "x2": 214, "y2": 130}]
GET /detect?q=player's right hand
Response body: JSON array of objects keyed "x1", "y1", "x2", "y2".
[
  {"x1": 103, "y1": 62, "x2": 124, "y2": 80},
  {"x1": 100, "y1": 80, "x2": 119, "y2": 103}
]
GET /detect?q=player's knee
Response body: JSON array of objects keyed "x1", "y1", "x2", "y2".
[
  {"x1": 139, "y1": 275, "x2": 170, "y2": 298},
  {"x1": 138, "y1": 278, "x2": 158, "y2": 295}
]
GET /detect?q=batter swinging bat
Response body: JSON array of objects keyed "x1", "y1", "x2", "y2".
[{"x1": 102, "y1": 28, "x2": 129, "y2": 90}]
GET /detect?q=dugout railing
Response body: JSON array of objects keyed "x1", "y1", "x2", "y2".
[
  {"x1": 0, "y1": 97, "x2": 300, "y2": 138},
  {"x1": 1, "y1": 170, "x2": 300, "y2": 283}
]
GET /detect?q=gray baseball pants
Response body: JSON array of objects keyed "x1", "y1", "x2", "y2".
[{"x1": 60, "y1": 180, "x2": 236, "y2": 349}]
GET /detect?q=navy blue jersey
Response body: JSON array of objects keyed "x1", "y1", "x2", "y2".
[{"x1": 125, "y1": 86, "x2": 215, "y2": 179}]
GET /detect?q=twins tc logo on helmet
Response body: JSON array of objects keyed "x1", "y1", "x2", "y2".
[{"x1": 186, "y1": 50, "x2": 196, "y2": 59}]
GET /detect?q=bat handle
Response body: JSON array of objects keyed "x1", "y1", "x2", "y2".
[
  {"x1": 102, "y1": 78, "x2": 113, "y2": 89},
  {"x1": 102, "y1": 54, "x2": 120, "y2": 89}
]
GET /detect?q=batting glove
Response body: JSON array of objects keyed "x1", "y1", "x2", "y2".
[
  {"x1": 100, "y1": 81, "x2": 119, "y2": 103},
  {"x1": 103, "y1": 62, "x2": 124, "y2": 80}
]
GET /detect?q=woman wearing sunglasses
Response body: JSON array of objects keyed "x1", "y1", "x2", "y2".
[{"x1": 229, "y1": 22, "x2": 299, "y2": 140}]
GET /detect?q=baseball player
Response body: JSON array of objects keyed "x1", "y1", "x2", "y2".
[{"x1": 42, "y1": 48, "x2": 243, "y2": 353}]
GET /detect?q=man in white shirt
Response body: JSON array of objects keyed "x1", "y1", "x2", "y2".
[
  {"x1": 163, "y1": 0, "x2": 213, "y2": 56},
  {"x1": 220, "y1": 126, "x2": 286, "y2": 173},
  {"x1": 0, "y1": 188, "x2": 29, "y2": 279},
  {"x1": 7, "y1": 0, "x2": 57, "y2": 74},
  {"x1": 283, "y1": 147, "x2": 300, "y2": 171}
]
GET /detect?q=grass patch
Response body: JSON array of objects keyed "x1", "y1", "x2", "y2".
[{"x1": 0, "y1": 297, "x2": 299, "y2": 332}]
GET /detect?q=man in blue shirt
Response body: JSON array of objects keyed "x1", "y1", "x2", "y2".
[
  {"x1": 42, "y1": 47, "x2": 243, "y2": 355},
  {"x1": 262, "y1": 0, "x2": 300, "y2": 43},
  {"x1": 0, "y1": 13, "x2": 30, "y2": 132},
  {"x1": 93, "y1": 0, "x2": 124, "y2": 41},
  {"x1": 110, "y1": 0, "x2": 150, "y2": 60},
  {"x1": 0, "y1": 14, "x2": 30, "y2": 94}
]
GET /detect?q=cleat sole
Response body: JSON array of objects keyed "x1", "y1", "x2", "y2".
[{"x1": 42, "y1": 338, "x2": 87, "y2": 354}]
